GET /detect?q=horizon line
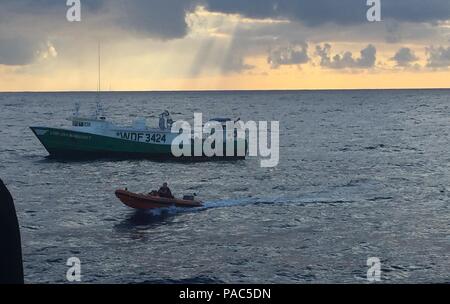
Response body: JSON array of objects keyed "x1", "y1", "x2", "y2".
[{"x1": 1, "y1": 87, "x2": 450, "y2": 93}]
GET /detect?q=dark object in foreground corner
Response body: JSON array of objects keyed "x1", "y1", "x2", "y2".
[{"x1": 0, "y1": 179, "x2": 24, "y2": 284}]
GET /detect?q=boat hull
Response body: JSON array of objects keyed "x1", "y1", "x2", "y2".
[
  {"x1": 115, "y1": 190, "x2": 203, "y2": 210},
  {"x1": 30, "y1": 127, "x2": 247, "y2": 160}
]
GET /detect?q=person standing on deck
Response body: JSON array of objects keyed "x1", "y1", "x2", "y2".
[{"x1": 158, "y1": 182, "x2": 174, "y2": 199}]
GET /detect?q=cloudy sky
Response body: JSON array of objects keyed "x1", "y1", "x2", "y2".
[{"x1": 1, "y1": 0, "x2": 450, "y2": 91}]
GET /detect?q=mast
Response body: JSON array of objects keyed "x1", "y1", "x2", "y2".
[
  {"x1": 95, "y1": 41, "x2": 103, "y2": 118},
  {"x1": 98, "y1": 41, "x2": 101, "y2": 94}
]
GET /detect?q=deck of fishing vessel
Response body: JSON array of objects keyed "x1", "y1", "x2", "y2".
[{"x1": 30, "y1": 107, "x2": 248, "y2": 160}]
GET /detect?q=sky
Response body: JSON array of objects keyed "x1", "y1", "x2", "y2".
[{"x1": 1, "y1": 0, "x2": 450, "y2": 91}]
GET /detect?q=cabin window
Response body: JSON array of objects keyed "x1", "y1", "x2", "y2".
[{"x1": 73, "y1": 121, "x2": 91, "y2": 127}]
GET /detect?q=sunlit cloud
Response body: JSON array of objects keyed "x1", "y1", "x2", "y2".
[{"x1": 0, "y1": 1, "x2": 450, "y2": 91}]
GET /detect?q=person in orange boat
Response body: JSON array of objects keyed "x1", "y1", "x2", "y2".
[{"x1": 157, "y1": 182, "x2": 174, "y2": 199}]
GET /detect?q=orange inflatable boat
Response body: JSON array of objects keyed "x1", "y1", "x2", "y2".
[{"x1": 115, "y1": 189, "x2": 203, "y2": 210}]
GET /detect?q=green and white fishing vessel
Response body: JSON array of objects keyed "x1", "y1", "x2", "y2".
[
  {"x1": 30, "y1": 105, "x2": 247, "y2": 160},
  {"x1": 30, "y1": 45, "x2": 246, "y2": 160}
]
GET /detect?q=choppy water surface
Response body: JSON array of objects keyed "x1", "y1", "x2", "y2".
[{"x1": 0, "y1": 90, "x2": 449, "y2": 283}]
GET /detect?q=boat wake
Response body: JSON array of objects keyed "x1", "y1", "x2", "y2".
[
  {"x1": 137, "y1": 198, "x2": 255, "y2": 216},
  {"x1": 140, "y1": 193, "x2": 361, "y2": 217}
]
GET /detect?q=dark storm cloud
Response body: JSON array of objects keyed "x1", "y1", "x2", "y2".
[
  {"x1": 0, "y1": 0, "x2": 104, "y2": 65},
  {"x1": 204, "y1": 0, "x2": 368, "y2": 26},
  {"x1": 0, "y1": 0, "x2": 195, "y2": 39},
  {"x1": 1, "y1": 0, "x2": 449, "y2": 68},
  {"x1": 0, "y1": 0, "x2": 103, "y2": 17},
  {"x1": 2, "y1": 0, "x2": 449, "y2": 37},
  {"x1": 267, "y1": 43, "x2": 309, "y2": 68},
  {"x1": 391, "y1": 47, "x2": 419, "y2": 67},
  {"x1": 315, "y1": 44, "x2": 377, "y2": 69},
  {"x1": 204, "y1": 0, "x2": 450, "y2": 26},
  {"x1": 426, "y1": 46, "x2": 450, "y2": 68},
  {"x1": 0, "y1": 0, "x2": 197, "y2": 65},
  {"x1": 3, "y1": 0, "x2": 449, "y2": 25},
  {"x1": 115, "y1": 0, "x2": 198, "y2": 39}
]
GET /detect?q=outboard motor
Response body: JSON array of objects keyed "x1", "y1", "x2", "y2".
[{"x1": 183, "y1": 193, "x2": 197, "y2": 201}]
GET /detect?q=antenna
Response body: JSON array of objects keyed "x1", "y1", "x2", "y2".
[
  {"x1": 95, "y1": 40, "x2": 104, "y2": 118},
  {"x1": 98, "y1": 41, "x2": 101, "y2": 94}
]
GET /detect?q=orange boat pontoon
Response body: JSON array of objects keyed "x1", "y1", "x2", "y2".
[{"x1": 115, "y1": 189, "x2": 203, "y2": 210}]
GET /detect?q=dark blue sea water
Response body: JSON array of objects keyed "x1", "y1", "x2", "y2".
[{"x1": 0, "y1": 90, "x2": 449, "y2": 283}]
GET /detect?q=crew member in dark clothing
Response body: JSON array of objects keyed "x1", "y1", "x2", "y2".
[
  {"x1": 158, "y1": 182, "x2": 174, "y2": 199},
  {"x1": 0, "y1": 178, "x2": 24, "y2": 284}
]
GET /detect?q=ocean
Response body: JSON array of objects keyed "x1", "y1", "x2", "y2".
[{"x1": 0, "y1": 90, "x2": 449, "y2": 283}]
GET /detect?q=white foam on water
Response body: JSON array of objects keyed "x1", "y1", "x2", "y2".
[
  {"x1": 138, "y1": 190, "x2": 371, "y2": 217},
  {"x1": 138, "y1": 197, "x2": 257, "y2": 216}
]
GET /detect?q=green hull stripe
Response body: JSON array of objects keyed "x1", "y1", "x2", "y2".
[{"x1": 30, "y1": 127, "x2": 247, "y2": 158}]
